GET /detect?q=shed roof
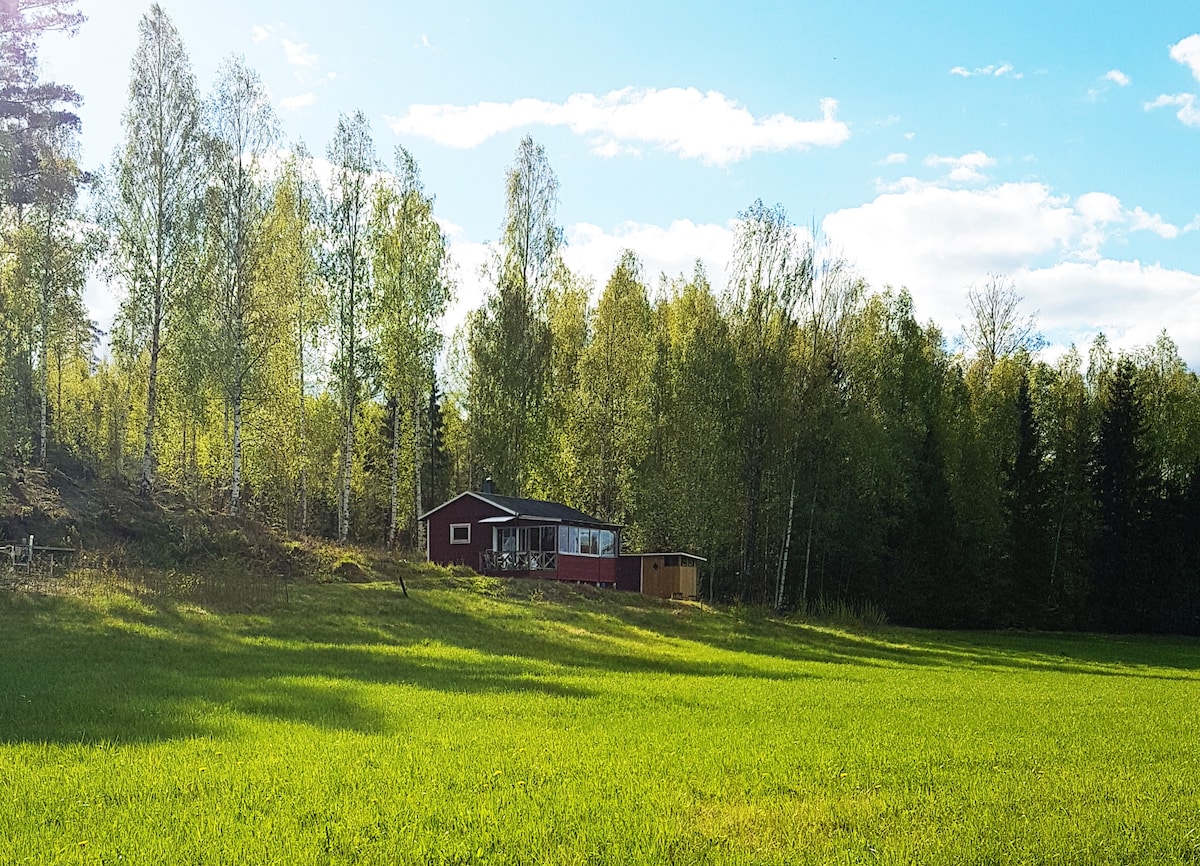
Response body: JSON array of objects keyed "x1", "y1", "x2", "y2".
[
  {"x1": 419, "y1": 490, "x2": 621, "y2": 528},
  {"x1": 623, "y1": 551, "x2": 708, "y2": 562}
]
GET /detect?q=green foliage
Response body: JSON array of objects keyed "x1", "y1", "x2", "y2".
[
  {"x1": 104, "y1": 3, "x2": 206, "y2": 492},
  {"x1": 572, "y1": 250, "x2": 652, "y2": 525},
  {"x1": 8, "y1": 8, "x2": 1200, "y2": 640},
  {"x1": 467, "y1": 136, "x2": 560, "y2": 497},
  {"x1": 325, "y1": 110, "x2": 377, "y2": 542},
  {"x1": 368, "y1": 146, "x2": 451, "y2": 547}
]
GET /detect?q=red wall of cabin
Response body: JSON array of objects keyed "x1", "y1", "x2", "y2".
[
  {"x1": 615, "y1": 556, "x2": 641, "y2": 591},
  {"x1": 426, "y1": 495, "x2": 505, "y2": 569},
  {"x1": 557, "y1": 553, "x2": 617, "y2": 585},
  {"x1": 427, "y1": 494, "x2": 619, "y2": 585}
]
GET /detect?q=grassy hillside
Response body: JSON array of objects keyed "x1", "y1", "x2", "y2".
[{"x1": 3, "y1": 572, "x2": 1199, "y2": 864}]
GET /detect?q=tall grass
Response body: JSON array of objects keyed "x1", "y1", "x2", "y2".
[{"x1": 2, "y1": 574, "x2": 1198, "y2": 864}]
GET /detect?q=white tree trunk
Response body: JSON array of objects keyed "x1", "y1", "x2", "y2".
[
  {"x1": 413, "y1": 387, "x2": 425, "y2": 554},
  {"x1": 801, "y1": 468, "x2": 819, "y2": 610},
  {"x1": 298, "y1": 325, "x2": 307, "y2": 535},
  {"x1": 339, "y1": 395, "x2": 353, "y2": 543},
  {"x1": 388, "y1": 394, "x2": 400, "y2": 549},
  {"x1": 230, "y1": 386, "x2": 243, "y2": 517},
  {"x1": 776, "y1": 473, "x2": 796, "y2": 609},
  {"x1": 140, "y1": 303, "x2": 162, "y2": 494},
  {"x1": 38, "y1": 334, "x2": 48, "y2": 467}
]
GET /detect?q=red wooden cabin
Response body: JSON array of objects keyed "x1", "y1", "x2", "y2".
[{"x1": 420, "y1": 483, "x2": 624, "y2": 587}]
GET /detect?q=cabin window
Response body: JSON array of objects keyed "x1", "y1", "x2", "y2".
[
  {"x1": 580, "y1": 525, "x2": 600, "y2": 554},
  {"x1": 450, "y1": 523, "x2": 471, "y2": 544},
  {"x1": 557, "y1": 526, "x2": 618, "y2": 557},
  {"x1": 498, "y1": 526, "x2": 558, "y2": 552}
]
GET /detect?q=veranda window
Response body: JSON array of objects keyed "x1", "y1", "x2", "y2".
[
  {"x1": 498, "y1": 526, "x2": 556, "y2": 552},
  {"x1": 557, "y1": 526, "x2": 618, "y2": 557}
]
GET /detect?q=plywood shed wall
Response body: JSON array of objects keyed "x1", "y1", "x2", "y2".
[{"x1": 639, "y1": 555, "x2": 699, "y2": 600}]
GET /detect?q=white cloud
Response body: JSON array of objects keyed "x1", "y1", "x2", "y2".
[
  {"x1": 1019, "y1": 261, "x2": 1200, "y2": 357},
  {"x1": 1169, "y1": 34, "x2": 1200, "y2": 82},
  {"x1": 1130, "y1": 207, "x2": 1179, "y2": 239},
  {"x1": 879, "y1": 152, "x2": 908, "y2": 165},
  {"x1": 1089, "y1": 69, "x2": 1131, "y2": 101},
  {"x1": 388, "y1": 88, "x2": 850, "y2": 166},
  {"x1": 1149, "y1": 37, "x2": 1200, "y2": 128},
  {"x1": 562, "y1": 220, "x2": 734, "y2": 296},
  {"x1": 279, "y1": 93, "x2": 316, "y2": 112},
  {"x1": 950, "y1": 62, "x2": 1021, "y2": 79},
  {"x1": 590, "y1": 139, "x2": 640, "y2": 159},
  {"x1": 823, "y1": 182, "x2": 1200, "y2": 361},
  {"x1": 435, "y1": 194, "x2": 1200, "y2": 366},
  {"x1": 1075, "y1": 191, "x2": 1123, "y2": 224},
  {"x1": 440, "y1": 219, "x2": 734, "y2": 341},
  {"x1": 1146, "y1": 92, "x2": 1200, "y2": 126},
  {"x1": 250, "y1": 24, "x2": 270, "y2": 44},
  {"x1": 281, "y1": 38, "x2": 318, "y2": 69},
  {"x1": 923, "y1": 150, "x2": 996, "y2": 184},
  {"x1": 440, "y1": 226, "x2": 492, "y2": 341}
]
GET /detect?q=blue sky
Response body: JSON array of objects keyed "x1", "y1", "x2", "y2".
[{"x1": 42, "y1": 1, "x2": 1200, "y2": 364}]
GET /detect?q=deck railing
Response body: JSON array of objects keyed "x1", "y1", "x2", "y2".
[{"x1": 480, "y1": 550, "x2": 558, "y2": 573}]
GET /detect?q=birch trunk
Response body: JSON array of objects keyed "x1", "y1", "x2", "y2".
[
  {"x1": 230, "y1": 381, "x2": 242, "y2": 516},
  {"x1": 139, "y1": 300, "x2": 162, "y2": 493},
  {"x1": 776, "y1": 473, "x2": 796, "y2": 609},
  {"x1": 388, "y1": 394, "x2": 400, "y2": 549},
  {"x1": 1049, "y1": 476, "x2": 1069, "y2": 590},
  {"x1": 340, "y1": 404, "x2": 353, "y2": 542},
  {"x1": 413, "y1": 387, "x2": 425, "y2": 553},
  {"x1": 801, "y1": 468, "x2": 819, "y2": 610},
  {"x1": 297, "y1": 313, "x2": 307, "y2": 535},
  {"x1": 37, "y1": 213, "x2": 50, "y2": 467}
]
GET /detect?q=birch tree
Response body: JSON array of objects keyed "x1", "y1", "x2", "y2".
[
  {"x1": 727, "y1": 200, "x2": 807, "y2": 602},
  {"x1": 325, "y1": 111, "x2": 375, "y2": 542},
  {"x1": 25, "y1": 129, "x2": 94, "y2": 467},
  {"x1": 267, "y1": 143, "x2": 324, "y2": 533},
  {"x1": 574, "y1": 250, "x2": 652, "y2": 523},
  {"x1": 964, "y1": 274, "x2": 1042, "y2": 373},
  {"x1": 208, "y1": 54, "x2": 278, "y2": 516},
  {"x1": 369, "y1": 146, "x2": 450, "y2": 549},
  {"x1": 106, "y1": 3, "x2": 203, "y2": 492},
  {"x1": 0, "y1": 0, "x2": 84, "y2": 468},
  {"x1": 468, "y1": 135, "x2": 560, "y2": 495}
]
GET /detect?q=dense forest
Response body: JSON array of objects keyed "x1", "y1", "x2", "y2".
[{"x1": 3, "y1": 3, "x2": 1199, "y2": 634}]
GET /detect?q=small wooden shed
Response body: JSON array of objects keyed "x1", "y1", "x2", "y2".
[{"x1": 616, "y1": 553, "x2": 706, "y2": 600}]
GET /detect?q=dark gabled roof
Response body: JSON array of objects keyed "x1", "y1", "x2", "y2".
[
  {"x1": 473, "y1": 492, "x2": 619, "y2": 526},
  {"x1": 419, "y1": 490, "x2": 621, "y2": 528}
]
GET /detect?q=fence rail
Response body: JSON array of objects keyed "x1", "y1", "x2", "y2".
[{"x1": 480, "y1": 550, "x2": 558, "y2": 573}]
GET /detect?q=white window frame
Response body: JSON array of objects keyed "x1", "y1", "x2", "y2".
[{"x1": 449, "y1": 523, "x2": 471, "y2": 545}]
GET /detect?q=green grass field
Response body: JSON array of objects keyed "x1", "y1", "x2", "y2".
[{"x1": 2, "y1": 571, "x2": 1199, "y2": 865}]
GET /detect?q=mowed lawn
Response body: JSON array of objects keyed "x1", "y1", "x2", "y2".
[{"x1": 2, "y1": 574, "x2": 1199, "y2": 865}]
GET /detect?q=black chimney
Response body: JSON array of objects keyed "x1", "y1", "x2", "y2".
[{"x1": 482, "y1": 476, "x2": 495, "y2": 495}]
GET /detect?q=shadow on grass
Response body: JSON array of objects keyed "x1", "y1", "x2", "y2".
[
  {"x1": 0, "y1": 589, "x2": 598, "y2": 745},
  {"x1": 1, "y1": 577, "x2": 1197, "y2": 746},
  {"x1": 608, "y1": 598, "x2": 1200, "y2": 680},
  {"x1": 390, "y1": 577, "x2": 1200, "y2": 682}
]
